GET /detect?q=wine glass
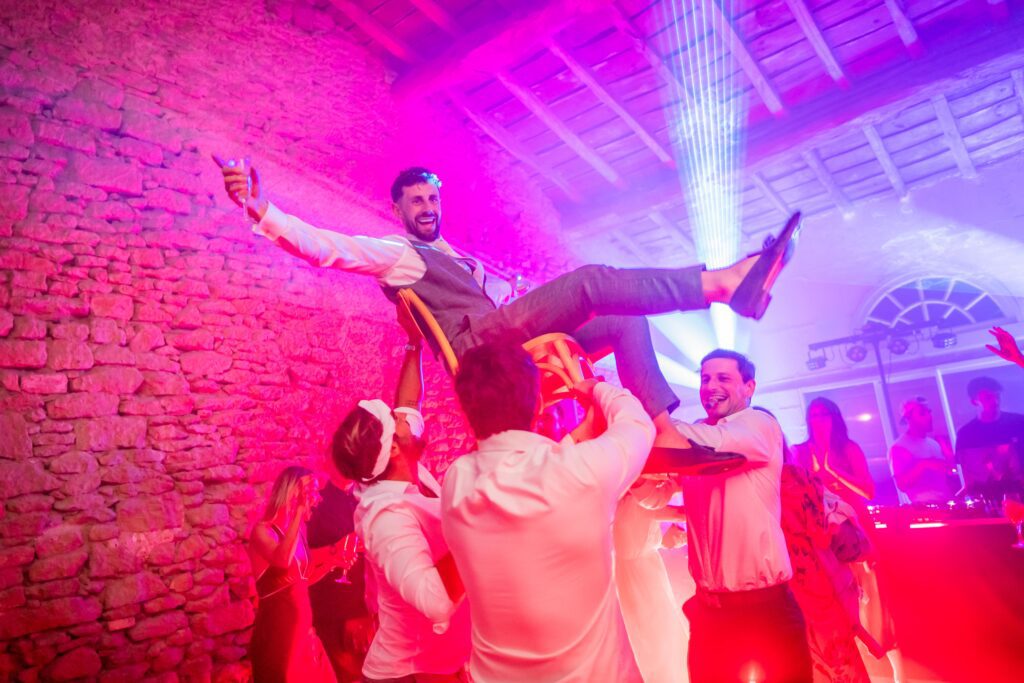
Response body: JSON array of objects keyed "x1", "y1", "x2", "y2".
[
  {"x1": 333, "y1": 532, "x2": 363, "y2": 584},
  {"x1": 1002, "y1": 492, "x2": 1024, "y2": 549},
  {"x1": 232, "y1": 156, "x2": 252, "y2": 224}
]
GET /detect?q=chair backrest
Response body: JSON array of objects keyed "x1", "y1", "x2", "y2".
[{"x1": 396, "y1": 289, "x2": 460, "y2": 375}]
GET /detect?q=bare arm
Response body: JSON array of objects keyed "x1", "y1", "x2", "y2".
[
  {"x1": 395, "y1": 306, "x2": 424, "y2": 410},
  {"x1": 250, "y1": 513, "x2": 304, "y2": 570},
  {"x1": 823, "y1": 442, "x2": 875, "y2": 500}
]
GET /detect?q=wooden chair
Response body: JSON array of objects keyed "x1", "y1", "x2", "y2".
[{"x1": 396, "y1": 289, "x2": 599, "y2": 408}]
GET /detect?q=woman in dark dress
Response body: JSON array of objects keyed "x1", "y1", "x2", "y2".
[{"x1": 248, "y1": 466, "x2": 360, "y2": 682}]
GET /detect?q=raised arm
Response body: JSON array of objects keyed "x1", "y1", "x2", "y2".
[
  {"x1": 986, "y1": 326, "x2": 1024, "y2": 368},
  {"x1": 823, "y1": 441, "x2": 875, "y2": 501},
  {"x1": 212, "y1": 155, "x2": 408, "y2": 279},
  {"x1": 395, "y1": 305, "x2": 424, "y2": 411}
]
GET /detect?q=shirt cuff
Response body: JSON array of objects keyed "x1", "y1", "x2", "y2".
[
  {"x1": 252, "y1": 201, "x2": 289, "y2": 241},
  {"x1": 393, "y1": 406, "x2": 425, "y2": 438}
]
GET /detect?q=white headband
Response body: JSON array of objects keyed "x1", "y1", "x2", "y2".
[{"x1": 358, "y1": 399, "x2": 395, "y2": 481}]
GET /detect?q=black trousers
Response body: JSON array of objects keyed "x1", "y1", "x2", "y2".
[{"x1": 684, "y1": 583, "x2": 813, "y2": 683}]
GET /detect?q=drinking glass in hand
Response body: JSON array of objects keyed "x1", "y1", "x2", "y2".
[
  {"x1": 333, "y1": 532, "x2": 363, "y2": 585},
  {"x1": 1002, "y1": 492, "x2": 1024, "y2": 549},
  {"x1": 232, "y1": 157, "x2": 252, "y2": 224}
]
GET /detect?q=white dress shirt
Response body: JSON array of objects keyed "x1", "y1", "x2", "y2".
[
  {"x1": 253, "y1": 202, "x2": 512, "y2": 302},
  {"x1": 355, "y1": 459, "x2": 470, "y2": 678},
  {"x1": 675, "y1": 407, "x2": 793, "y2": 593},
  {"x1": 441, "y1": 383, "x2": 655, "y2": 683}
]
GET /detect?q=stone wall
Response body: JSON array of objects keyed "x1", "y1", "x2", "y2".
[{"x1": 0, "y1": 0, "x2": 556, "y2": 679}]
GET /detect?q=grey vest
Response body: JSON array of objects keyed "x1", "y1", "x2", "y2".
[{"x1": 382, "y1": 241, "x2": 496, "y2": 358}]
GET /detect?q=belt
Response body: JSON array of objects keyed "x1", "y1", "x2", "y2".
[{"x1": 694, "y1": 582, "x2": 791, "y2": 610}]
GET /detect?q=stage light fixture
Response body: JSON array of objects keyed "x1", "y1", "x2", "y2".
[
  {"x1": 806, "y1": 354, "x2": 827, "y2": 371},
  {"x1": 932, "y1": 332, "x2": 957, "y2": 349},
  {"x1": 887, "y1": 337, "x2": 910, "y2": 355},
  {"x1": 846, "y1": 344, "x2": 868, "y2": 363}
]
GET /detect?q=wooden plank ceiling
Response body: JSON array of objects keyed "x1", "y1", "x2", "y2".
[{"x1": 318, "y1": 0, "x2": 1024, "y2": 267}]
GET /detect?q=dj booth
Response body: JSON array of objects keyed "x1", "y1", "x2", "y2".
[{"x1": 868, "y1": 506, "x2": 1024, "y2": 682}]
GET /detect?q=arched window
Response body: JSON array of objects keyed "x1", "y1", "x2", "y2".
[{"x1": 863, "y1": 277, "x2": 1006, "y2": 331}]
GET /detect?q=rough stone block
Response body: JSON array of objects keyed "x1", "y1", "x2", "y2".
[
  {"x1": 69, "y1": 155, "x2": 142, "y2": 195},
  {"x1": 167, "y1": 328, "x2": 214, "y2": 352},
  {"x1": 45, "y1": 646, "x2": 103, "y2": 681},
  {"x1": 47, "y1": 392, "x2": 119, "y2": 419},
  {"x1": 0, "y1": 184, "x2": 30, "y2": 222},
  {"x1": 0, "y1": 596, "x2": 102, "y2": 639},
  {"x1": 70, "y1": 367, "x2": 144, "y2": 394},
  {"x1": 91, "y1": 293, "x2": 134, "y2": 320},
  {"x1": 27, "y1": 548, "x2": 88, "y2": 582},
  {"x1": 33, "y1": 119, "x2": 96, "y2": 154},
  {"x1": 71, "y1": 78, "x2": 125, "y2": 109},
  {"x1": 103, "y1": 571, "x2": 169, "y2": 609},
  {"x1": 35, "y1": 524, "x2": 84, "y2": 557},
  {"x1": 0, "y1": 412, "x2": 32, "y2": 459},
  {"x1": 0, "y1": 460, "x2": 60, "y2": 498},
  {"x1": 74, "y1": 416, "x2": 146, "y2": 451},
  {"x1": 126, "y1": 610, "x2": 188, "y2": 642},
  {"x1": 0, "y1": 340, "x2": 46, "y2": 368},
  {"x1": 180, "y1": 351, "x2": 231, "y2": 376},
  {"x1": 140, "y1": 370, "x2": 190, "y2": 396},
  {"x1": 120, "y1": 110, "x2": 182, "y2": 153},
  {"x1": 117, "y1": 492, "x2": 184, "y2": 532},
  {"x1": 47, "y1": 340, "x2": 94, "y2": 370},
  {"x1": 0, "y1": 110, "x2": 34, "y2": 146}
]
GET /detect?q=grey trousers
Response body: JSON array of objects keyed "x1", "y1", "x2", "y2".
[{"x1": 452, "y1": 264, "x2": 706, "y2": 418}]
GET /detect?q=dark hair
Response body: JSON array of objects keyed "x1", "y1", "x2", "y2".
[
  {"x1": 967, "y1": 376, "x2": 1002, "y2": 400},
  {"x1": 331, "y1": 406, "x2": 385, "y2": 482},
  {"x1": 390, "y1": 167, "x2": 441, "y2": 203},
  {"x1": 700, "y1": 349, "x2": 756, "y2": 382},
  {"x1": 455, "y1": 342, "x2": 539, "y2": 440},
  {"x1": 806, "y1": 396, "x2": 851, "y2": 455}
]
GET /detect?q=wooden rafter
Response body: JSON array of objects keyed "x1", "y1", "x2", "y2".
[
  {"x1": 610, "y1": 228, "x2": 654, "y2": 265},
  {"x1": 647, "y1": 209, "x2": 695, "y2": 252},
  {"x1": 391, "y1": 0, "x2": 614, "y2": 99},
  {"x1": 327, "y1": 0, "x2": 419, "y2": 64},
  {"x1": 703, "y1": 0, "x2": 784, "y2": 114},
  {"x1": 751, "y1": 173, "x2": 791, "y2": 217},
  {"x1": 863, "y1": 124, "x2": 907, "y2": 197},
  {"x1": 546, "y1": 39, "x2": 675, "y2": 168},
  {"x1": 448, "y1": 90, "x2": 581, "y2": 202},
  {"x1": 783, "y1": 0, "x2": 846, "y2": 82},
  {"x1": 496, "y1": 71, "x2": 625, "y2": 187},
  {"x1": 882, "y1": 0, "x2": 920, "y2": 50},
  {"x1": 801, "y1": 149, "x2": 852, "y2": 212},
  {"x1": 407, "y1": 0, "x2": 460, "y2": 36},
  {"x1": 559, "y1": 16, "x2": 1024, "y2": 228},
  {"x1": 1012, "y1": 69, "x2": 1024, "y2": 114},
  {"x1": 609, "y1": 3, "x2": 694, "y2": 108},
  {"x1": 931, "y1": 94, "x2": 977, "y2": 178}
]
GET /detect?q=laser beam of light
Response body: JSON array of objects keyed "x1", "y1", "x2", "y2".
[{"x1": 658, "y1": 0, "x2": 748, "y2": 355}]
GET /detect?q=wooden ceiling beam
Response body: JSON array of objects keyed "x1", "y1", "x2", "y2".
[
  {"x1": 863, "y1": 124, "x2": 907, "y2": 197},
  {"x1": 610, "y1": 228, "x2": 655, "y2": 265},
  {"x1": 447, "y1": 90, "x2": 581, "y2": 202},
  {"x1": 783, "y1": 0, "x2": 846, "y2": 83},
  {"x1": 648, "y1": 209, "x2": 695, "y2": 252},
  {"x1": 609, "y1": 2, "x2": 694, "y2": 108},
  {"x1": 931, "y1": 94, "x2": 978, "y2": 178},
  {"x1": 1012, "y1": 69, "x2": 1024, "y2": 114},
  {"x1": 496, "y1": 71, "x2": 625, "y2": 187},
  {"x1": 802, "y1": 148, "x2": 852, "y2": 213},
  {"x1": 328, "y1": 0, "x2": 420, "y2": 64},
  {"x1": 407, "y1": 0, "x2": 460, "y2": 36},
  {"x1": 882, "y1": 0, "x2": 920, "y2": 51},
  {"x1": 391, "y1": 0, "x2": 614, "y2": 100},
  {"x1": 546, "y1": 39, "x2": 675, "y2": 168},
  {"x1": 559, "y1": 15, "x2": 1024, "y2": 228},
  {"x1": 704, "y1": 0, "x2": 784, "y2": 115},
  {"x1": 750, "y1": 172, "x2": 791, "y2": 217}
]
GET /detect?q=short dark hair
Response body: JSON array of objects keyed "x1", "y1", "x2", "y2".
[
  {"x1": 331, "y1": 406, "x2": 385, "y2": 482},
  {"x1": 967, "y1": 376, "x2": 1002, "y2": 400},
  {"x1": 390, "y1": 167, "x2": 441, "y2": 203},
  {"x1": 700, "y1": 349, "x2": 756, "y2": 383},
  {"x1": 455, "y1": 342, "x2": 539, "y2": 440}
]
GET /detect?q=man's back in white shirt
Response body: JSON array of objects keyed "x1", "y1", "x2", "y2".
[{"x1": 441, "y1": 383, "x2": 654, "y2": 682}]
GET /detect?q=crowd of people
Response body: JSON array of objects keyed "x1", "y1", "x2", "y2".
[{"x1": 217, "y1": 162, "x2": 1024, "y2": 683}]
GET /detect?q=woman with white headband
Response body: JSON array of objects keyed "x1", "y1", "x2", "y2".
[{"x1": 331, "y1": 329, "x2": 470, "y2": 683}]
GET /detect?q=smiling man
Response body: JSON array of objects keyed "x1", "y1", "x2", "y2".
[
  {"x1": 672, "y1": 349, "x2": 812, "y2": 683},
  {"x1": 215, "y1": 161, "x2": 800, "y2": 469}
]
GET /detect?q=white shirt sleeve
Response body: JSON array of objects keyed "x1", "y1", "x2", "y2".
[
  {"x1": 364, "y1": 505, "x2": 456, "y2": 632},
  {"x1": 572, "y1": 383, "x2": 656, "y2": 499},
  {"x1": 674, "y1": 410, "x2": 779, "y2": 466},
  {"x1": 253, "y1": 202, "x2": 424, "y2": 286}
]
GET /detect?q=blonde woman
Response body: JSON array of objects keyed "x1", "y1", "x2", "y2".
[{"x1": 248, "y1": 466, "x2": 360, "y2": 682}]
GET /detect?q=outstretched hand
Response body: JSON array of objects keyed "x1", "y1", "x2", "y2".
[
  {"x1": 986, "y1": 326, "x2": 1024, "y2": 368},
  {"x1": 211, "y1": 154, "x2": 266, "y2": 221}
]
